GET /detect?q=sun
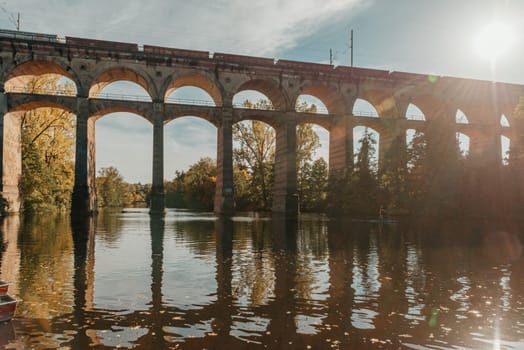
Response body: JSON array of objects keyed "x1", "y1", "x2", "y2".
[{"x1": 474, "y1": 22, "x2": 514, "y2": 61}]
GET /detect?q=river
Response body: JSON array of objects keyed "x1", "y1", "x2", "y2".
[{"x1": 0, "y1": 209, "x2": 522, "y2": 349}]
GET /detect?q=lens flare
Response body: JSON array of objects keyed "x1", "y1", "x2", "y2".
[{"x1": 474, "y1": 22, "x2": 514, "y2": 61}]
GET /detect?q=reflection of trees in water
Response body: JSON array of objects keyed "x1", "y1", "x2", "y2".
[
  {"x1": 95, "y1": 209, "x2": 124, "y2": 245},
  {"x1": 231, "y1": 221, "x2": 275, "y2": 306},
  {"x1": 169, "y1": 220, "x2": 216, "y2": 256},
  {"x1": 297, "y1": 217, "x2": 328, "y2": 257},
  {"x1": 16, "y1": 214, "x2": 74, "y2": 345},
  {"x1": 294, "y1": 218, "x2": 329, "y2": 301},
  {"x1": 4, "y1": 214, "x2": 524, "y2": 349}
]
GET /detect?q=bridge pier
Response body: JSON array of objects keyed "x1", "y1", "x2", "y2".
[
  {"x1": 379, "y1": 122, "x2": 406, "y2": 170},
  {"x1": 150, "y1": 105, "x2": 165, "y2": 215},
  {"x1": 72, "y1": 98, "x2": 96, "y2": 215},
  {"x1": 273, "y1": 118, "x2": 298, "y2": 216},
  {"x1": 214, "y1": 108, "x2": 234, "y2": 216},
  {"x1": 329, "y1": 116, "x2": 353, "y2": 177},
  {"x1": 0, "y1": 93, "x2": 22, "y2": 214}
]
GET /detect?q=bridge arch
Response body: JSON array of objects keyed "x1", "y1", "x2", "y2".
[
  {"x1": 295, "y1": 94, "x2": 329, "y2": 115},
  {"x1": 406, "y1": 103, "x2": 426, "y2": 121},
  {"x1": 8, "y1": 96, "x2": 76, "y2": 114},
  {"x1": 234, "y1": 111, "x2": 280, "y2": 129},
  {"x1": 164, "y1": 74, "x2": 222, "y2": 106},
  {"x1": 95, "y1": 112, "x2": 153, "y2": 188},
  {"x1": 353, "y1": 98, "x2": 379, "y2": 118},
  {"x1": 90, "y1": 105, "x2": 153, "y2": 124},
  {"x1": 355, "y1": 88, "x2": 395, "y2": 117},
  {"x1": 232, "y1": 78, "x2": 288, "y2": 111},
  {"x1": 293, "y1": 84, "x2": 345, "y2": 115},
  {"x1": 88, "y1": 67, "x2": 155, "y2": 100},
  {"x1": 500, "y1": 114, "x2": 510, "y2": 127},
  {"x1": 89, "y1": 101, "x2": 154, "y2": 124},
  {"x1": 456, "y1": 109, "x2": 469, "y2": 124},
  {"x1": 164, "y1": 112, "x2": 217, "y2": 127},
  {"x1": 4, "y1": 60, "x2": 79, "y2": 95},
  {"x1": 408, "y1": 93, "x2": 451, "y2": 122}
]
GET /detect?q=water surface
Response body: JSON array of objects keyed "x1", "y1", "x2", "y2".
[{"x1": 0, "y1": 209, "x2": 523, "y2": 349}]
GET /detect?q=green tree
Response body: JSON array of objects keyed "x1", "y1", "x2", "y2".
[
  {"x1": 233, "y1": 101, "x2": 276, "y2": 210},
  {"x1": 299, "y1": 158, "x2": 328, "y2": 211},
  {"x1": 233, "y1": 167, "x2": 253, "y2": 210},
  {"x1": 379, "y1": 134, "x2": 409, "y2": 215},
  {"x1": 126, "y1": 183, "x2": 150, "y2": 207},
  {"x1": 182, "y1": 158, "x2": 217, "y2": 210},
  {"x1": 350, "y1": 129, "x2": 380, "y2": 215},
  {"x1": 165, "y1": 171, "x2": 186, "y2": 208},
  {"x1": 96, "y1": 166, "x2": 129, "y2": 207},
  {"x1": 295, "y1": 103, "x2": 322, "y2": 211},
  {"x1": 233, "y1": 99, "x2": 322, "y2": 211},
  {"x1": 328, "y1": 129, "x2": 380, "y2": 217},
  {"x1": 404, "y1": 125, "x2": 465, "y2": 217},
  {"x1": 405, "y1": 130, "x2": 429, "y2": 206},
  {"x1": 20, "y1": 75, "x2": 76, "y2": 213}
]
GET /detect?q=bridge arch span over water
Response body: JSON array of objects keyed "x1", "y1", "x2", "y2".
[{"x1": 1, "y1": 31, "x2": 523, "y2": 215}]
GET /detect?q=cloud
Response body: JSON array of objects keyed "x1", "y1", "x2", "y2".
[{"x1": 11, "y1": 0, "x2": 365, "y2": 56}]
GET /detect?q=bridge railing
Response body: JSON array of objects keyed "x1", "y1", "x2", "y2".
[
  {"x1": 353, "y1": 110, "x2": 380, "y2": 118},
  {"x1": 6, "y1": 86, "x2": 75, "y2": 96},
  {"x1": 94, "y1": 92, "x2": 152, "y2": 102},
  {"x1": 165, "y1": 97, "x2": 216, "y2": 107},
  {"x1": 6, "y1": 88, "x2": 424, "y2": 119}
]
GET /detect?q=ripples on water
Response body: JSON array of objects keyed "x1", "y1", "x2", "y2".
[{"x1": 0, "y1": 209, "x2": 523, "y2": 349}]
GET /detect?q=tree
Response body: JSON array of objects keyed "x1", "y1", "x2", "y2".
[
  {"x1": 164, "y1": 158, "x2": 217, "y2": 210},
  {"x1": 295, "y1": 103, "x2": 322, "y2": 211},
  {"x1": 233, "y1": 99, "x2": 277, "y2": 210},
  {"x1": 182, "y1": 158, "x2": 217, "y2": 210},
  {"x1": 165, "y1": 171, "x2": 186, "y2": 208},
  {"x1": 233, "y1": 118, "x2": 275, "y2": 210},
  {"x1": 233, "y1": 167, "x2": 253, "y2": 210},
  {"x1": 327, "y1": 128, "x2": 380, "y2": 217},
  {"x1": 295, "y1": 101, "x2": 320, "y2": 170},
  {"x1": 96, "y1": 167, "x2": 129, "y2": 207},
  {"x1": 233, "y1": 99, "x2": 322, "y2": 211},
  {"x1": 20, "y1": 75, "x2": 76, "y2": 213},
  {"x1": 350, "y1": 129, "x2": 380, "y2": 215},
  {"x1": 299, "y1": 158, "x2": 328, "y2": 212},
  {"x1": 379, "y1": 134, "x2": 409, "y2": 215}
]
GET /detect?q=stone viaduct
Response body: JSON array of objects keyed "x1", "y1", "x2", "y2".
[{"x1": 0, "y1": 30, "x2": 523, "y2": 215}]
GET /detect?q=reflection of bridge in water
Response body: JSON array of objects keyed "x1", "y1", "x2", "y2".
[
  {"x1": 1, "y1": 30, "x2": 523, "y2": 215},
  {"x1": 1, "y1": 213, "x2": 522, "y2": 348}
]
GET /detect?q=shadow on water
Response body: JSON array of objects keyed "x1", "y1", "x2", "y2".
[{"x1": 0, "y1": 211, "x2": 522, "y2": 349}]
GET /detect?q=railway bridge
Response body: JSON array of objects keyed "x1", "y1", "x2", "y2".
[{"x1": 0, "y1": 30, "x2": 523, "y2": 215}]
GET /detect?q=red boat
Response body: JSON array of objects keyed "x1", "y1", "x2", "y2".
[
  {"x1": 0, "y1": 281, "x2": 9, "y2": 295},
  {"x1": 0, "y1": 295, "x2": 17, "y2": 322}
]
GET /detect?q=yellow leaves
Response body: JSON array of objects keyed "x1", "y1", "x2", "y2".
[{"x1": 20, "y1": 76, "x2": 76, "y2": 212}]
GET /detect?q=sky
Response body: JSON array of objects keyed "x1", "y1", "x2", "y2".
[{"x1": 2, "y1": 0, "x2": 524, "y2": 183}]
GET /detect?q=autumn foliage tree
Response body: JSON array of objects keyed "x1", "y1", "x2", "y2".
[
  {"x1": 164, "y1": 158, "x2": 217, "y2": 210},
  {"x1": 233, "y1": 99, "x2": 326, "y2": 211},
  {"x1": 95, "y1": 166, "x2": 149, "y2": 208},
  {"x1": 20, "y1": 75, "x2": 76, "y2": 213}
]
